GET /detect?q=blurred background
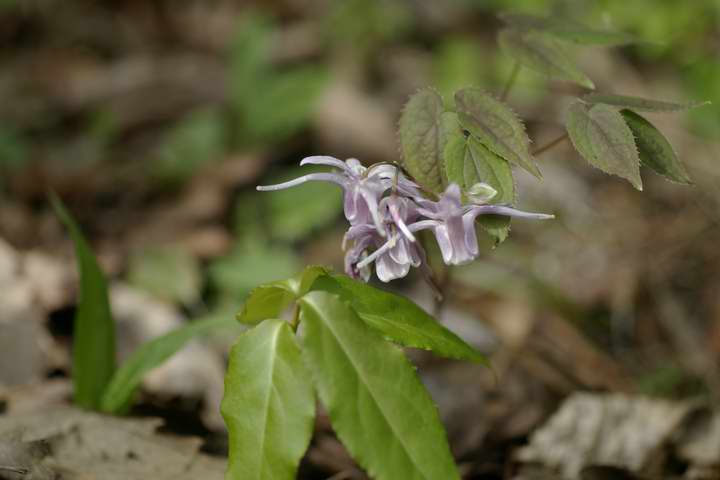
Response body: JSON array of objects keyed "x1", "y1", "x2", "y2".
[{"x1": 1, "y1": 0, "x2": 719, "y2": 478}]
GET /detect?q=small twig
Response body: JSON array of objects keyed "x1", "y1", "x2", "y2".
[
  {"x1": 500, "y1": 62, "x2": 521, "y2": 102},
  {"x1": 432, "y1": 266, "x2": 453, "y2": 319},
  {"x1": 532, "y1": 132, "x2": 569, "y2": 157}
]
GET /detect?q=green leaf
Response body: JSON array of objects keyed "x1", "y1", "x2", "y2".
[
  {"x1": 499, "y1": 12, "x2": 636, "y2": 46},
  {"x1": 498, "y1": 28, "x2": 595, "y2": 90},
  {"x1": 444, "y1": 135, "x2": 515, "y2": 243},
  {"x1": 238, "y1": 265, "x2": 329, "y2": 325},
  {"x1": 621, "y1": 109, "x2": 692, "y2": 184},
  {"x1": 455, "y1": 87, "x2": 540, "y2": 178},
  {"x1": 398, "y1": 88, "x2": 447, "y2": 193},
  {"x1": 100, "y1": 312, "x2": 238, "y2": 414},
  {"x1": 299, "y1": 291, "x2": 460, "y2": 480},
  {"x1": 584, "y1": 93, "x2": 710, "y2": 113},
  {"x1": 50, "y1": 193, "x2": 116, "y2": 410},
  {"x1": 311, "y1": 274, "x2": 486, "y2": 363},
  {"x1": 127, "y1": 246, "x2": 202, "y2": 305},
  {"x1": 566, "y1": 101, "x2": 643, "y2": 190},
  {"x1": 222, "y1": 319, "x2": 315, "y2": 480}
]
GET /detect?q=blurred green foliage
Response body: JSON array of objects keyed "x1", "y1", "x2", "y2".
[
  {"x1": 154, "y1": 109, "x2": 226, "y2": 184},
  {"x1": 229, "y1": 14, "x2": 328, "y2": 146},
  {"x1": 127, "y1": 246, "x2": 203, "y2": 306}
]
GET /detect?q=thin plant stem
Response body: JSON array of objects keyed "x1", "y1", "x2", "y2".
[
  {"x1": 500, "y1": 62, "x2": 521, "y2": 102},
  {"x1": 432, "y1": 266, "x2": 453, "y2": 319},
  {"x1": 532, "y1": 132, "x2": 569, "y2": 157},
  {"x1": 289, "y1": 304, "x2": 300, "y2": 332}
]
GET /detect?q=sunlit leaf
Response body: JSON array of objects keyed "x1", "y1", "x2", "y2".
[
  {"x1": 455, "y1": 87, "x2": 540, "y2": 178},
  {"x1": 101, "y1": 311, "x2": 238, "y2": 414},
  {"x1": 584, "y1": 93, "x2": 710, "y2": 113},
  {"x1": 498, "y1": 28, "x2": 595, "y2": 90},
  {"x1": 222, "y1": 319, "x2": 315, "y2": 480},
  {"x1": 127, "y1": 246, "x2": 202, "y2": 305},
  {"x1": 399, "y1": 88, "x2": 447, "y2": 193},
  {"x1": 500, "y1": 12, "x2": 636, "y2": 46},
  {"x1": 299, "y1": 292, "x2": 460, "y2": 480},
  {"x1": 310, "y1": 274, "x2": 487, "y2": 363},
  {"x1": 566, "y1": 101, "x2": 642, "y2": 190},
  {"x1": 50, "y1": 193, "x2": 115, "y2": 410},
  {"x1": 238, "y1": 265, "x2": 329, "y2": 325},
  {"x1": 621, "y1": 109, "x2": 692, "y2": 184}
]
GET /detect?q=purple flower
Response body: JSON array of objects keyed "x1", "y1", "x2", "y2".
[
  {"x1": 257, "y1": 154, "x2": 554, "y2": 283},
  {"x1": 257, "y1": 156, "x2": 418, "y2": 236},
  {"x1": 344, "y1": 196, "x2": 424, "y2": 282},
  {"x1": 415, "y1": 184, "x2": 554, "y2": 266}
]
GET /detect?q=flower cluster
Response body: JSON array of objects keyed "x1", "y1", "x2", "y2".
[{"x1": 257, "y1": 156, "x2": 553, "y2": 283}]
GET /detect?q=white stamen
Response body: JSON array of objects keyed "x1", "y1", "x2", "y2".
[{"x1": 357, "y1": 235, "x2": 397, "y2": 269}]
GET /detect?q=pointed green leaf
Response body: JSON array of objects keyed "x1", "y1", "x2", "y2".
[
  {"x1": 238, "y1": 266, "x2": 329, "y2": 325},
  {"x1": 398, "y1": 88, "x2": 447, "y2": 193},
  {"x1": 498, "y1": 28, "x2": 595, "y2": 90},
  {"x1": 500, "y1": 13, "x2": 636, "y2": 46},
  {"x1": 100, "y1": 311, "x2": 238, "y2": 414},
  {"x1": 455, "y1": 87, "x2": 540, "y2": 178},
  {"x1": 621, "y1": 109, "x2": 692, "y2": 184},
  {"x1": 50, "y1": 193, "x2": 116, "y2": 410},
  {"x1": 311, "y1": 274, "x2": 487, "y2": 363},
  {"x1": 584, "y1": 93, "x2": 710, "y2": 113},
  {"x1": 566, "y1": 101, "x2": 642, "y2": 190},
  {"x1": 444, "y1": 135, "x2": 515, "y2": 243},
  {"x1": 299, "y1": 291, "x2": 460, "y2": 480},
  {"x1": 222, "y1": 319, "x2": 315, "y2": 480}
]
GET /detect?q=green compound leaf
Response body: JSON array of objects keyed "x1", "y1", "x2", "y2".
[
  {"x1": 399, "y1": 88, "x2": 447, "y2": 193},
  {"x1": 444, "y1": 135, "x2": 515, "y2": 243},
  {"x1": 455, "y1": 87, "x2": 540, "y2": 179},
  {"x1": 311, "y1": 274, "x2": 487, "y2": 363},
  {"x1": 222, "y1": 319, "x2": 315, "y2": 480},
  {"x1": 238, "y1": 265, "x2": 329, "y2": 325},
  {"x1": 621, "y1": 109, "x2": 692, "y2": 184},
  {"x1": 498, "y1": 28, "x2": 595, "y2": 90},
  {"x1": 584, "y1": 93, "x2": 710, "y2": 113},
  {"x1": 100, "y1": 311, "x2": 238, "y2": 414},
  {"x1": 299, "y1": 291, "x2": 460, "y2": 480},
  {"x1": 499, "y1": 12, "x2": 636, "y2": 46},
  {"x1": 50, "y1": 193, "x2": 116, "y2": 410},
  {"x1": 566, "y1": 101, "x2": 643, "y2": 190}
]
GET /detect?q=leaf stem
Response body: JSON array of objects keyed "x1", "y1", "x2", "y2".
[
  {"x1": 290, "y1": 304, "x2": 300, "y2": 332},
  {"x1": 500, "y1": 62, "x2": 521, "y2": 102},
  {"x1": 532, "y1": 132, "x2": 569, "y2": 157}
]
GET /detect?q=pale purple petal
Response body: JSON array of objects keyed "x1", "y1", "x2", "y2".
[
  {"x1": 359, "y1": 186, "x2": 386, "y2": 236},
  {"x1": 462, "y1": 213, "x2": 479, "y2": 258},
  {"x1": 256, "y1": 172, "x2": 346, "y2": 191},
  {"x1": 433, "y1": 224, "x2": 454, "y2": 265},
  {"x1": 468, "y1": 205, "x2": 554, "y2": 221},
  {"x1": 300, "y1": 155, "x2": 353, "y2": 172},
  {"x1": 375, "y1": 254, "x2": 410, "y2": 282}
]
